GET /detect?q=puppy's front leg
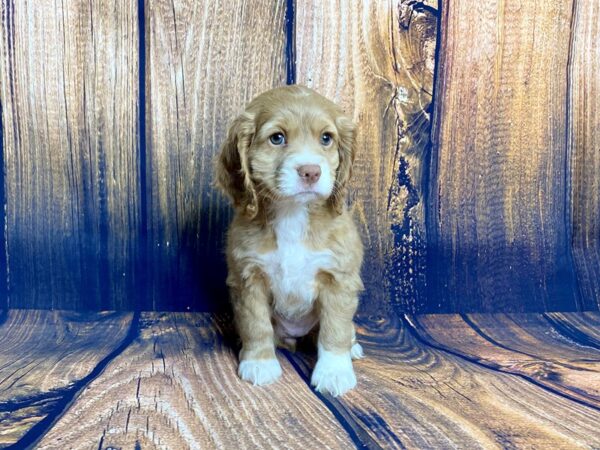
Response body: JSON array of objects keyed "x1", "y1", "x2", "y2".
[
  {"x1": 234, "y1": 269, "x2": 282, "y2": 386},
  {"x1": 311, "y1": 275, "x2": 360, "y2": 397}
]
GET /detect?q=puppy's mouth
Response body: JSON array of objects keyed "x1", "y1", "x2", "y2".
[
  {"x1": 264, "y1": 183, "x2": 323, "y2": 202},
  {"x1": 275, "y1": 189, "x2": 324, "y2": 204},
  {"x1": 294, "y1": 190, "x2": 319, "y2": 197}
]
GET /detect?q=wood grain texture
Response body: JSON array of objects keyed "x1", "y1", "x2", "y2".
[
  {"x1": 569, "y1": 0, "x2": 600, "y2": 310},
  {"x1": 412, "y1": 313, "x2": 600, "y2": 408},
  {"x1": 288, "y1": 314, "x2": 600, "y2": 449},
  {"x1": 2, "y1": 311, "x2": 600, "y2": 448},
  {"x1": 0, "y1": 0, "x2": 140, "y2": 310},
  {"x1": 545, "y1": 311, "x2": 600, "y2": 347},
  {"x1": 0, "y1": 310, "x2": 132, "y2": 447},
  {"x1": 145, "y1": 1, "x2": 287, "y2": 310},
  {"x1": 0, "y1": 0, "x2": 597, "y2": 315},
  {"x1": 294, "y1": 0, "x2": 437, "y2": 312},
  {"x1": 428, "y1": 0, "x2": 580, "y2": 312},
  {"x1": 36, "y1": 313, "x2": 356, "y2": 450}
]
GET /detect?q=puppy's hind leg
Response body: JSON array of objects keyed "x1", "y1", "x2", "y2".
[
  {"x1": 234, "y1": 269, "x2": 282, "y2": 386},
  {"x1": 350, "y1": 325, "x2": 364, "y2": 360}
]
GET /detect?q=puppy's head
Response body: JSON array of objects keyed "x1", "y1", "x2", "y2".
[{"x1": 216, "y1": 85, "x2": 357, "y2": 218}]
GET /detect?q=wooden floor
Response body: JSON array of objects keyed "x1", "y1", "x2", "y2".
[{"x1": 1, "y1": 310, "x2": 599, "y2": 449}]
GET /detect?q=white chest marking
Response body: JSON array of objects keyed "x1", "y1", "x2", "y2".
[{"x1": 260, "y1": 203, "x2": 333, "y2": 317}]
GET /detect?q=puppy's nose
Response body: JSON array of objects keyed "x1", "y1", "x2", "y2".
[{"x1": 297, "y1": 165, "x2": 321, "y2": 185}]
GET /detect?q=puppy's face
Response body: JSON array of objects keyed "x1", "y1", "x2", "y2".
[
  {"x1": 251, "y1": 104, "x2": 340, "y2": 202},
  {"x1": 217, "y1": 86, "x2": 357, "y2": 217}
]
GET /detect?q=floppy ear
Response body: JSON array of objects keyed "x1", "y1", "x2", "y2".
[
  {"x1": 215, "y1": 111, "x2": 259, "y2": 218},
  {"x1": 330, "y1": 115, "x2": 357, "y2": 214}
]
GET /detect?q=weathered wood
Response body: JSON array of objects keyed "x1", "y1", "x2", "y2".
[
  {"x1": 412, "y1": 313, "x2": 600, "y2": 407},
  {"x1": 36, "y1": 313, "x2": 355, "y2": 449},
  {"x1": 428, "y1": 0, "x2": 580, "y2": 312},
  {"x1": 0, "y1": 56, "x2": 5, "y2": 309},
  {"x1": 545, "y1": 311, "x2": 600, "y2": 346},
  {"x1": 295, "y1": 0, "x2": 437, "y2": 312},
  {"x1": 145, "y1": 1, "x2": 287, "y2": 310},
  {"x1": 569, "y1": 0, "x2": 600, "y2": 310},
  {"x1": 0, "y1": 310, "x2": 133, "y2": 447},
  {"x1": 2, "y1": 311, "x2": 600, "y2": 448},
  {"x1": 288, "y1": 314, "x2": 600, "y2": 449},
  {"x1": 0, "y1": 0, "x2": 597, "y2": 316},
  {"x1": 0, "y1": 0, "x2": 140, "y2": 310}
]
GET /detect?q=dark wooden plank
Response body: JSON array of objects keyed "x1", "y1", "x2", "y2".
[
  {"x1": 36, "y1": 313, "x2": 355, "y2": 449},
  {"x1": 412, "y1": 313, "x2": 600, "y2": 407},
  {"x1": 569, "y1": 1, "x2": 600, "y2": 310},
  {"x1": 428, "y1": 0, "x2": 579, "y2": 312},
  {"x1": 545, "y1": 311, "x2": 600, "y2": 347},
  {"x1": 0, "y1": 76, "x2": 6, "y2": 310},
  {"x1": 0, "y1": 310, "x2": 133, "y2": 447},
  {"x1": 145, "y1": 1, "x2": 287, "y2": 311},
  {"x1": 287, "y1": 314, "x2": 600, "y2": 448},
  {"x1": 295, "y1": 0, "x2": 438, "y2": 312},
  {"x1": 0, "y1": 0, "x2": 140, "y2": 309}
]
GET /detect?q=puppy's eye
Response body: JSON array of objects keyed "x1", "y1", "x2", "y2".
[
  {"x1": 269, "y1": 133, "x2": 286, "y2": 146},
  {"x1": 320, "y1": 132, "x2": 333, "y2": 146}
]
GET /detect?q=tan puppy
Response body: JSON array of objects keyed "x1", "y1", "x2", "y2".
[{"x1": 215, "y1": 85, "x2": 364, "y2": 396}]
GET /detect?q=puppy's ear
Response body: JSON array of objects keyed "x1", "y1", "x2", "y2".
[
  {"x1": 215, "y1": 111, "x2": 259, "y2": 218},
  {"x1": 330, "y1": 115, "x2": 357, "y2": 214}
]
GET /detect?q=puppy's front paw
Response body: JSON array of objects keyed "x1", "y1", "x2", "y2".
[
  {"x1": 238, "y1": 358, "x2": 282, "y2": 386},
  {"x1": 311, "y1": 347, "x2": 356, "y2": 397}
]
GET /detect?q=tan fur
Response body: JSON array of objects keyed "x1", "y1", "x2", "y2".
[{"x1": 215, "y1": 85, "x2": 364, "y2": 392}]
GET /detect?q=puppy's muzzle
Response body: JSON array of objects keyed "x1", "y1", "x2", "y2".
[{"x1": 297, "y1": 164, "x2": 322, "y2": 186}]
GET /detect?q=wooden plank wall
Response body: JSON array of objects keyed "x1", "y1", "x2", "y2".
[
  {"x1": 144, "y1": 0, "x2": 287, "y2": 310},
  {"x1": 428, "y1": 0, "x2": 600, "y2": 312},
  {"x1": 569, "y1": 1, "x2": 600, "y2": 310},
  {"x1": 0, "y1": 0, "x2": 599, "y2": 313},
  {"x1": 295, "y1": 0, "x2": 437, "y2": 312},
  {"x1": 0, "y1": 0, "x2": 288, "y2": 311},
  {"x1": 0, "y1": 0, "x2": 140, "y2": 310}
]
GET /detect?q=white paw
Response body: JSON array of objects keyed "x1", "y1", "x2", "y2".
[
  {"x1": 238, "y1": 358, "x2": 282, "y2": 386},
  {"x1": 350, "y1": 342, "x2": 364, "y2": 360},
  {"x1": 311, "y1": 345, "x2": 357, "y2": 397}
]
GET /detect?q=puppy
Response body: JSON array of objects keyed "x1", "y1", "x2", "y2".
[{"x1": 215, "y1": 85, "x2": 364, "y2": 397}]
